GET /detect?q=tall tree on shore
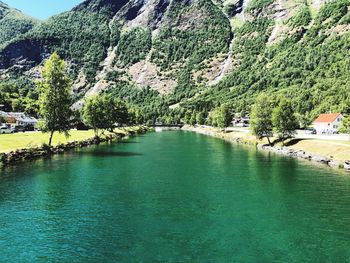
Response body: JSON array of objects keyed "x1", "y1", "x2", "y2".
[
  {"x1": 37, "y1": 52, "x2": 72, "y2": 146},
  {"x1": 250, "y1": 94, "x2": 274, "y2": 145},
  {"x1": 272, "y1": 98, "x2": 298, "y2": 143}
]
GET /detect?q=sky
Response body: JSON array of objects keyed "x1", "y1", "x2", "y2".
[{"x1": 2, "y1": 0, "x2": 84, "y2": 20}]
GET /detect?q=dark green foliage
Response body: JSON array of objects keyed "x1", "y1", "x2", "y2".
[
  {"x1": 246, "y1": 0, "x2": 274, "y2": 13},
  {"x1": 28, "y1": 11, "x2": 112, "y2": 83},
  {"x1": 196, "y1": 112, "x2": 205, "y2": 125},
  {"x1": 0, "y1": 2, "x2": 38, "y2": 44},
  {"x1": 208, "y1": 105, "x2": 231, "y2": 128},
  {"x1": 105, "y1": 70, "x2": 124, "y2": 82},
  {"x1": 316, "y1": 0, "x2": 349, "y2": 24},
  {"x1": 288, "y1": 5, "x2": 312, "y2": 28},
  {"x1": 37, "y1": 53, "x2": 73, "y2": 146},
  {"x1": 151, "y1": 0, "x2": 231, "y2": 70},
  {"x1": 0, "y1": 78, "x2": 38, "y2": 116},
  {"x1": 272, "y1": 98, "x2": 298, "y2": 141},
  {"x1": 115, "y1": 27, "x2": 152, "y2": 67},
  {"x1": 82, "y1": 94, "x2": 129, "y2": 136},
  {"x1": 339, "y1": 116, "x2": 350, "y2": 138},
  {"x1": 250, "y1": 94, "x2": 273, "y2": 144},
  {"x1": 104, "y1": 81, "x2": 168, "y2": 123}
]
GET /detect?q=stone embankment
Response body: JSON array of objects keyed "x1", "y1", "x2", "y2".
[
  {"x1": 182, "y1": 125, "x2": 350, "y2": 172},
  {"x1": 0, "y1": 127, "x2": 148, "y2": 167},
  {"x1": 258, "y1": 145, "x2": 345, "y2": 169}
]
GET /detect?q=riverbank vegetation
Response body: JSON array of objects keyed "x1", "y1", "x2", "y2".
[
  {"x1": 183, "y1": 125, "x2": 350, "y2": 170},
  {"x1": 0, "y1": 127, "x2": 147, "y2": 154},
  {"x1": 0, "y1": 126, "x2": 148, "y2": 166},
  {"x1": 82, "y1": 95, "x2": 129, "y2": 137},
  {"x1": 31, "y1": 53, "x2": 144, "y2": 147}
]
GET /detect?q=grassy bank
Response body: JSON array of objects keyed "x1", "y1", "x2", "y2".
[
  {"x1": 183, "y1": 125, "x2": 350, "y2": 168},
  {"x1": 0, "y1": 127, "x2": 142, "y2": 153},
  {"x1": 287, "y1": 139, "x2": 350, "y2": 162}
]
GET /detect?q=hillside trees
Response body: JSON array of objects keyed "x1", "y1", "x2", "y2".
[
  {"x1": 115, "y1": 27, "x2": 152, "y2": 67},
  {"x1": 37, "y1": 53, "x2": 73, "y2": 146},
  {"x1": 288, "y1": 5, "x2": 312, "y2": 28}
]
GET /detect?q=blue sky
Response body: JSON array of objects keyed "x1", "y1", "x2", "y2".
[{"x1": 2, "y1": 0, "x2": 84, "y2": 20}]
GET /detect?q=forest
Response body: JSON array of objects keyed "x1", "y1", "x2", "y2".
[{"x1": 0, "y1": 0, "x2": 349, "y2": 127}]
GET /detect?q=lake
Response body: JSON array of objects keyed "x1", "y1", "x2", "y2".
[{"x1": 0, "y1": 131, "x2": 350, "y2": 262}]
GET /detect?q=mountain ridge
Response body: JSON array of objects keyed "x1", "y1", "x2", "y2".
[{"x1": 0, "y1": 0, "x2": 39, "y2": 44}]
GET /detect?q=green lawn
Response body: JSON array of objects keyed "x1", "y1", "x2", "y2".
[{"x1": 0, "y1": 130, "x2": 97, "y2": 153}]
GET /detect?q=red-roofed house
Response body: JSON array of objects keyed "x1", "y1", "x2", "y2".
[{"x1": 313, "y1": 113, "x2": 343, "y2": 134}]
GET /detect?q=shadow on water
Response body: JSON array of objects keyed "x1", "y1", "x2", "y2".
[
  {"x1": 118, "y1": 141, "x2": 140, "y2": 144},
  {"x1": 80, "y1": 151, "x2": 143, "y2": 157}
]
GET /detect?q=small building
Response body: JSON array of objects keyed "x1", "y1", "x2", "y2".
[
  {"x1": 313, "y1": 113, "x2": 343, "y2": 134},
  {"x1": 0, "y1": 111, "x2": 38, "y2": 127},
  {"x1": 232, "y1": 116, "x2": 250, "y2": 127}
]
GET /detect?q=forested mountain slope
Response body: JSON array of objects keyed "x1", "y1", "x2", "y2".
[
  {"x1": 0, "y1": 1, "x2": 38, "y2": 44},
  {"x1": 0, "y1": 0, "x2": 349, "y2": 124}
]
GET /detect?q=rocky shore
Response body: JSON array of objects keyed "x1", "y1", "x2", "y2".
[
  {"x1": 182, "y1": 125, "x2": 350, "y2": 172},
  {"x1": 0, "y1": 126, "x2": 149, "y2": 167}
]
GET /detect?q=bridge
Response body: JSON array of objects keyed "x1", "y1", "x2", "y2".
[
  {"x1": 151, "y1": 124, "x2": 184, "y2": 128},
  {"x1": 151, "y1": 124, "x2": 184, "y2": 132}
]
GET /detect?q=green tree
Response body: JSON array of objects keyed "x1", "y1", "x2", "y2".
[
  {"x1": 128, "y1": 106, "x2": 143, "y2": 125},
  {"x1": 209, "y1": 105, "x2": 231, "y2": 128},
  {"x1": 250, "y1": 94, "x2": 274, "y2": 145},
  {"x1": 295, "y1": 112, "x2": 312, "y2": 129},
  {"x1": 184, "y1": 111, "x2": 192, "y2": 125},
  {"x1": 196, "y1": 112, "x2": 205, "y2": 125},
  {"x1": 339, "y1": 116, "x2": 350, "y2": 141},
  {"x1": 82, "y1": 96, "x2": 105, "y2": 137},
  {"x1": 190, "y1": 112, "x2": 197, "y2": 125},
  {"x1": 106, "y1": 96, "x2": 129, "y2": 129},
  {"x1": 83, "y1": 95, "x2": 129, "y2": 136},
  {"x1": 217, "y1": 105, "x2": 231, "y2": 128},
  {"x1": 37, "y1": 53, "x2": 72, "y2": 146},
  {"x1": 272, "y1": 98, "x2": 298, "y2": 143}
]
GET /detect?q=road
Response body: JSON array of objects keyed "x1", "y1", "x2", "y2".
[
  {"x1": 225, "y1": 127, "x2": 350, "y2": 142},
  {"x1": 295, "y1": 130, "x2": 350, "y2": 142}
]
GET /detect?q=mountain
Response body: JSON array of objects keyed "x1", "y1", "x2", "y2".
[
  {"x1": 0, "y1": 1, "x2": 38, "y2": 44},
  {"x1": 0, "y1": 0, "x2": 349, "y2": 123}
]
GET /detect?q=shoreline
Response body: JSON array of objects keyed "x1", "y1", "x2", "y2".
[
  {"x1": 0, "y1": 126, "x2": 149, "y2": 167},
  {"x1": 182, "y1": 125, "x2": 350, "y2": 172}
]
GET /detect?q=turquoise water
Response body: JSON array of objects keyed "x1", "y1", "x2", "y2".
[{"x1": 0, "y1": 131, "x2": 350, "y2": 262}]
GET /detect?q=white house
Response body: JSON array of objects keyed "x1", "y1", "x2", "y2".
[
  {"x1": 0, "y1": 111, "x2": 38, "y2": 127},
  {"x1": 313, "y1": 113, "x2": 343, "y2": 134}
]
